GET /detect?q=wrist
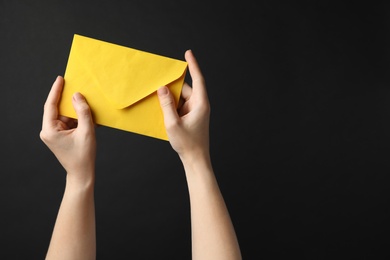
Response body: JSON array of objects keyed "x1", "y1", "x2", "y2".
[
  {"x1": 180, "y1": 149, "x2": 211, "y2": 167},
  {"x1": 180, "y1": 150, "x2": 213, "y2": 176},
  {"x1": 65, "y1": 169, "x2": 95, "y2": 191}
]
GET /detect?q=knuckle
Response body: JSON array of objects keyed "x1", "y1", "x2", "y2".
[
  {"x1": 43, "y1": 102, "x2": 50, "y2": 111},
  {"x1": 161, "y1": 97, "x2": 174, "y2": 108},
  {"x1": 39, "y1": 130, "x2": 51, "y2": 143},
  {"x1": 78, "y1": 104, "x2": 91, "y2": 117}
]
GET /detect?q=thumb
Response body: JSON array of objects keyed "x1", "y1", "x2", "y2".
[
  {"x1": 157, "y1": 86, "x2": 179, "y2": 125},
  {"x1": 72, "y1": 92, "x2": 94, "y2": 132}
]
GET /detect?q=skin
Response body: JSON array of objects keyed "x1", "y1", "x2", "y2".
[
  {"x1": 40, "y1": 49, "x2": 242, "y2": 260},
  {"x1": 40, "y1": 76, "x2": 96, "y2": 260},
  {"x1": 158, "y1": 50, "x2": 242, "y2": 260}
]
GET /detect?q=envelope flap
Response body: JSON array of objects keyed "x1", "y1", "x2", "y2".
[{"x1": 70, "y1": 34, "x2": 188, "y2": 109}]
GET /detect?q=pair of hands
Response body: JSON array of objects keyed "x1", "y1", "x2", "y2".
[{"x1": 40, "y1": 50, "x2": 210, "y2": 180}]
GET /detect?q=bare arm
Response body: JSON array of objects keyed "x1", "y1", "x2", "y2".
[
  {"x1": 158, "y1": 50, "x2": 242, "y2": 260},
  {"x1": 45, "y1": 176, "x2": 95, "y2": 260},
  {"x1": 182, "y1": 153, "x2": 241, "y2": 260},
  {"x1": 40, "y1": 76, "x2": 96, "y2": 260}
]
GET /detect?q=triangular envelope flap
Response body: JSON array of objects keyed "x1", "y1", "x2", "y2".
[{"x1": 72, "y1": 34, "x2": 187, "y2": 109}]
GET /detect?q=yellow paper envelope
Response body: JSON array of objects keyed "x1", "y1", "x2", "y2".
[{"x1": 59, "y1": 34, "x2": 188, "y2": 141}]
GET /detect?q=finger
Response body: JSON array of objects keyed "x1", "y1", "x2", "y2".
[
  {"x1": 177, "y1": 83, "x2": 192, "y2": 109},
  {"x1": 181, "y1": 83, "x2": 193, "y2": 101},
  {"x1": 71, "y1": 92, "x2": 94, "y2": 133},
  {"x1": 43, "y1": 76, "x2": 64, "y2": 123},
  {"x1": 58, "y1": 115, "x2": 78, "y2": 129},
  {"x1": 157, "y1": 86, "x2": 180, "y2": 125},
  {"x1": 185, "y1": 50, "x2": 207, "y2": 98}
]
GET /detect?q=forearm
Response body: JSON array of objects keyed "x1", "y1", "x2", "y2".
[
  {"x1": 182, "y1": 154, "x2": 242, "y2": 260},
  {"x1": 46, "y1": 173, "x2": 96, "y2": 260}
]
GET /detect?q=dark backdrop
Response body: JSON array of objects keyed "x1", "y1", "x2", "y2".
[{"x1": 1, "y1": 1, "x2": 390, "y2": 259}]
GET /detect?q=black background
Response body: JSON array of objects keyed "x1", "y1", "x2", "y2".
[{"x1": 1, "y1": 1, "x2": 390, "y2": 259}]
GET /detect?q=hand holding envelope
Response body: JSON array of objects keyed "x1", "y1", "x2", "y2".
[{"x1": 59, "y1": 34, "x2": 188, "y2": 141}]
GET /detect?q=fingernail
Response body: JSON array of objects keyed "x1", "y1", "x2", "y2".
[
  {"x1": 73, "y1": 92, "x2": 84, "y2": 102},
  {"x1": 157, "y1": 86, "x2": 168, "y2": 96}
]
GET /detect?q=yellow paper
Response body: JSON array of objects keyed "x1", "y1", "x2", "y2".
[{"x1": 60, "y1": 34, "x2": 188, "y2": 140}]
